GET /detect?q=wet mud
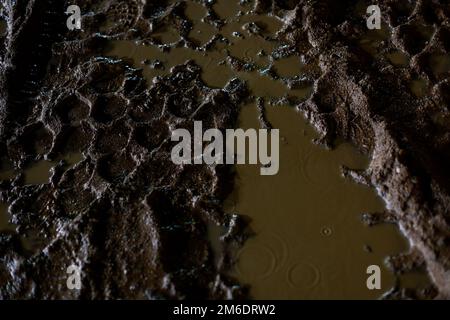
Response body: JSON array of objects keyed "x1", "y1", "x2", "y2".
[{"x1": 0, "y1": 0, "x2": 449, "y2": 300}]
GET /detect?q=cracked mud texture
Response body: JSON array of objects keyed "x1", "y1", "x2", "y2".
[{"x1": 0, "y1": 0, "x2": 449, "y2": 299}]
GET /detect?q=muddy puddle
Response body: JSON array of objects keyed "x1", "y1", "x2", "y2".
[
  {"x1": 0, "y1": 152, "x2": 83, "y2": 232},
  {"x1": 386, "y1": 51, "x2": 409, "y2": 67},
  {"x1": 104, "y1": 0, "x2": 310, "y2": 101},
  {"x1": 24, "y1": 153, "x2": 83, "y2": 185},
  {"x1": 0, "y1": 202, "x2": 13, "y2": 231},
  {"x1": 99, "y1": 0, "x2": 431, "y2": 299},
  {"x1": 222, "y1": 104, "x2": 430, "y2": 299}
]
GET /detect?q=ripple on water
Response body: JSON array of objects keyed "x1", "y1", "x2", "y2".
[
  {"x1": 287, "y1": 262, "x2": 321, "y2": 289},
  {"x1": 236, "y1": 241, "x2": 277, "y2": 281}
]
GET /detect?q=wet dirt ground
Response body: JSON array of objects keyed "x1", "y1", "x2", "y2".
[{"x1": 0, "y1": 0, "x2": 449, "y2": 300}]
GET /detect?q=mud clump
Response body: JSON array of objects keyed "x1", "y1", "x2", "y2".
[{"x1": 0, "y1": 0, "x2": 449, "y2": 299}]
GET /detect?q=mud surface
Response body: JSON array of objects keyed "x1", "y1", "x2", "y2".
[{"x1": 0, "y1": 0, "x2": 449, "y2": 299}]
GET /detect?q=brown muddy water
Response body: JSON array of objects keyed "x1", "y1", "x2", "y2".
[
  {"x1": 0, "y1": 153, "x2": 83, "y2": 232},
  {"x1": 0, "y1": 202, "x2": 13, "y2": 231},
  {"x1": 24, "y1": 153, "x2": 83, "y2": 185},
  {"x1": 223, "y1": 104, "x2": 430, "y2": 299}
]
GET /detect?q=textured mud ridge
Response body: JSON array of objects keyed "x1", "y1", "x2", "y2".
[
  {"x1": 0, "y1": 0, "x2": 449, "y2": 299},
  {"x1": 0, "y1": 0, "x2": 250, "y2": 299}
]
